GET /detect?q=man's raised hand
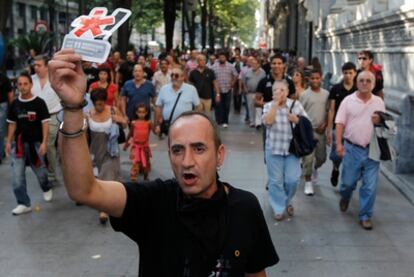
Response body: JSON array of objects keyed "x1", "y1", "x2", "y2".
[{"x1": 48, "y1": 49, "x2": 86, "y2": 106}]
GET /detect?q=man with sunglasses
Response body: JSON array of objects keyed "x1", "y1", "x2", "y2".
[
  {"x1": 356, "y1": 50, "x2": 384, "y2": 99},
  {"x1": 154, "y1": 68, "x2": 201, "y2": 136},
  {"x1": 335, "y1": 71, "x2": 385, "y2": 230}
]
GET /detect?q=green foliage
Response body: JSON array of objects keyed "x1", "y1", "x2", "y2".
[
  {"x1": 213, "y1": 0, "x2": 258, "y2": 45},
  {"x1": 9, "y1": 31, "x2": 55, "y2": 55},
  {"x1": 132, "y1": 0, "x2": 164, "y2": 34}
]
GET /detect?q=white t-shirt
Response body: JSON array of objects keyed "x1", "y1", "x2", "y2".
[{"x1": 31, "y1": 74, "x2": 62, "y2": 114}]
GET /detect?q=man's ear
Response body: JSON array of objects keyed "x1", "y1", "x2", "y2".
[{"x1": 217, "y1": 144, "x2": 225, "y2": 167}]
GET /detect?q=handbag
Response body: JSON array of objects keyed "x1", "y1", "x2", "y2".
[
  {"x1": 160, "y1": 92, "x2": 183, "y2": 135},
  {"x1": 288, "y1": 100, "x2": 317, "y2": 157}
]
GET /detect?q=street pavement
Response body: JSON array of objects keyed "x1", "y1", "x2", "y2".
[{"x1": 0, "y1": 111, "x2": 413, "y2": 277}]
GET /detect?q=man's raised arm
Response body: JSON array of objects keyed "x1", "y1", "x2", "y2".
[{"x1": 49, "y1": 49, "x2": 126, "y2": 218}]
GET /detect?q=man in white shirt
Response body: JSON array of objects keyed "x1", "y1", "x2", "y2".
[
  {"x1": 32, "y1": 55, "x2": 62, "y2": 185},
  {"x1": 152, "y1": 58, "x2": 171, "y2": 97}
]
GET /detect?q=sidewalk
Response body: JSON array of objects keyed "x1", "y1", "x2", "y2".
[{"x1": 0, "y1": 113, "x2": 413, "y2": 276}]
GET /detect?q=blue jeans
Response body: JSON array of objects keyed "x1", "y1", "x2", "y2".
[
  {"x1": 329, "y1": 131, "x2": 342, "y2": 167},
  {"x1": 215, "y1": 91, "x2": 231, "y2": 124},
  {"x1": 340, "y1": 141, "x2": 380, "y2": 221},
  {"x1": 0, "y1": 102, "x2": 7, "y2": 159},
  {"x1": 266, "y1": 150, "x2": 301, "y2": 214},
  {"x1": 11, "y1": 142, "x2": 52, "y2": 206}
]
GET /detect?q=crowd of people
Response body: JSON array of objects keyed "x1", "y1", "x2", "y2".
[{"x1": 0, "y1": 43, "x2": 396, "y2": 275}]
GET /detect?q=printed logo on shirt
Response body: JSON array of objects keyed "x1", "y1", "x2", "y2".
[{"x1": 17, "y1": 110, "x2": 37, "y2": 121}]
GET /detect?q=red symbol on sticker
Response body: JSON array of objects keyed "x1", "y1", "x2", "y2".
[{"x1": 73, "y1": 9, "x2": 115, "y2": 38}]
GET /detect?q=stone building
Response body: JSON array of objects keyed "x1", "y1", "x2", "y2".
[{"x1": 266, "y1": 0, "x2": 414, "y2": 201}]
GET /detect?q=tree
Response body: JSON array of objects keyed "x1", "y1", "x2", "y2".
[
  {"x1": 115, "y1": 0, "x2": 133, "y2": 55},
  {"x1": 132, "y1": 0, "x2": 163, "y2": 41},
  {"x1": 213, "y1": 0, "x2": 258, "y2": 47},
  {"x1": 163, "y1": 0, "x2": 179, "y2": 51}
]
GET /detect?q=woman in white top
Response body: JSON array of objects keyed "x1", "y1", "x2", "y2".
[{"x1": 88, "y1": 88, "x2": 127, "y2": 224}]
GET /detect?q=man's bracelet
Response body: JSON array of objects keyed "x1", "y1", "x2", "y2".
[
  {"x1": 61, "y1": 100, "x2": 88, "y2": 111},
  {"x1": 59, "y1": 118, "x2": 88, "y2": 138}
]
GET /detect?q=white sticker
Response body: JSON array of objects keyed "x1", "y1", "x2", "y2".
[{"x1": 62, "y1": 7, "x2": 131, "y2": 64}]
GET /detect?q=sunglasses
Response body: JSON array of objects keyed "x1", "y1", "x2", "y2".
[
  {"x1": 358, "y1": 57, "x2": 368, "y2": 61},
  {"x1": 171, "y1": 73, "x2": 181, "y2": 79}
]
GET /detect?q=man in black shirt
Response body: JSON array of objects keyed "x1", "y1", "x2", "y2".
[
  {"x1": 6, "y1": 73, "x2": 52, "y2": 215},
  {"x1": 118, "y1": 50, "x2": 137, "y2": 88},
  {"x1": 49, "y1": 49, "x2": 279, "y2": 277},
  {"x1": 188, "y1": 54, "x2": 220, "y2": 115},
  {"x1": 0, "y1": 71, "x2": 13, "y2": 163},
  {"x1": 326, "y1": 62, "x2": 357, "y2": 187}
]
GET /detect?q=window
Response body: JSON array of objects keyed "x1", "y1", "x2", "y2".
[
  {"x1": 31, "y1": 5, "x2": 37, "y2": 21},
  {"x1": 18, "y1": 3, "x2": 25, "y2": 17},
  {"x1": 40, "y1": 8, "x2": 48, "y2": 21}
]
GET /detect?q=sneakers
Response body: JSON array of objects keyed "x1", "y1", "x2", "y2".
[
  {"x1": 304, "y1": 181, "x2": 314, "y2": 196},
  {"x1": 12, "y1": 205, "x2": 32, "y2": 215},
  {"x1": 331, "y1": 167, "x2": 339, "y2": 187},
  {"x1": 43, "y1": 189, "x2": 53, "y2": 202},
  {"x1": 360, "y1": 219, "x2": 373, "y2": 230},
  {"x1": 222, "y1": 123, "x2": 228, "y2": 128}
]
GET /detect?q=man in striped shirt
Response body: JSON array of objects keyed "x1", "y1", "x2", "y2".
[{"x1": 211, "y1": 52, "x2": 238, "y2": 128}]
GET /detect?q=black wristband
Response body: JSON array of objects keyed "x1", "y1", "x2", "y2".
[{"x1": 61, "y1": 99, "x2": 88, "y2": 111}]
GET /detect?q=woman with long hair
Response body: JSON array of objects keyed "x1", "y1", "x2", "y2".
[{"x1": 292, "y1": 69, "x2": 306, "y2": 100}]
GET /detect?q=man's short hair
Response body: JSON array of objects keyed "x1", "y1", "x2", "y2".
[
  {"x1": 342, "y1": 62, "x2": 357, "y2": 72},
  {"x1": 310, "y1": 68, "x2": 322, "y2": 76},
  {"x1": 168, "y1": 111, "x2": 222, "y2": 150},
  {"x1": 197, "y1": 54, "x2": 207, "y2": 61},
  {"x1": 34, "y1": 54, "x2": 50, "y2": 65},
  {"x1": 18, "y1": 72, "x2": 33, "y2": 83},
  {"x1": 359, "y1": 50, "x2": 374, "y2": 60},
  {"x1": 270, "y1": 53, "x2": 286, "y2": 64}
]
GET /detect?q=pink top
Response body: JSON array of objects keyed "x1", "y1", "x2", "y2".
[{"x1": 335, "y1": 92, "x2": 385, "y2": 147}]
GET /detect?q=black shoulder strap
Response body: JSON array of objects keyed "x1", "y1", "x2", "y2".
[
  {"x1": 289, "y1": 100, "x2": 296, "y2": 131},
  {"x1": 168, "y1": 92, "x2": 183, "y2": 123}
]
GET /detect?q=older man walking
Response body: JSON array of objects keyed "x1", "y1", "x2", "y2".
[{"x1": 336, "y1": 71, "x2": 385, "y2": 230}]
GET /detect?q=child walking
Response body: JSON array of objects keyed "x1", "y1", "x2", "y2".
[{"x1": 124, "y1": 103, "x2": 155, "y2": 181}]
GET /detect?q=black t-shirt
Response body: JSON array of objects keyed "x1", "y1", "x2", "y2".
[
  {"x1": 356, "y1": 69, "x2": 384, "y2": 96},
  {"x1": 189, "y1": 68, "x2": 216, "y2": 100},
  {"x1": 7, "y1": 96, "x2": 50, "y2": 143},
  {"x1": 0, "y1": 73, "x2": 12, "y2": 103},
  {"x1": 256, "y1": 74, "x2": 295, "y2": 103},
  {"x1": 143, "y1": 66, "x2": 154, "y2": 81},
  {"x1": 110, "y1": 179, "x2": 279, "y2": 277},
  {"x1": 329, "y1": 82, "x2": 357, "y2": 129},
  {"x1": 119, "y1": 61, "x2": 136, "y2": 87}
]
